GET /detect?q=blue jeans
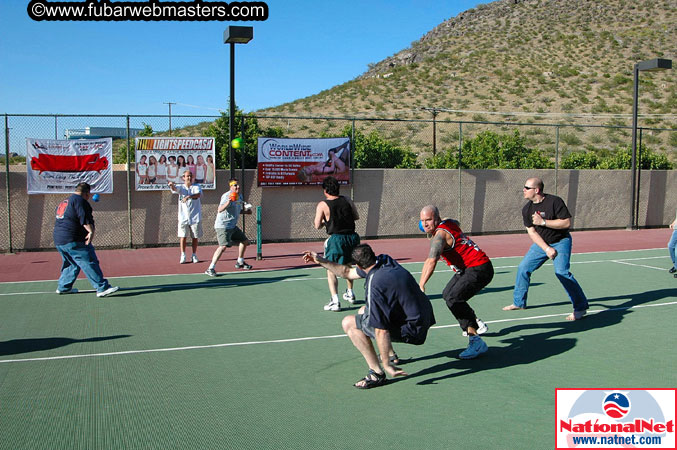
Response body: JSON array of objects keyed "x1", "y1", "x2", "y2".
[
  {"x1": 56, "y1": 242, "x2": 110, "y2": 293},
  {"x1": 512, "y1": 236, "x2": 588, "y2": 312},
  {"x1": 669, "y1": 229, "x2": 677, "y2": 269}
]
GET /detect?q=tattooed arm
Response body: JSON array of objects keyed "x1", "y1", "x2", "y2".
[{"x1": 419, "y1": 230, "x2": 447, "y2": 292}]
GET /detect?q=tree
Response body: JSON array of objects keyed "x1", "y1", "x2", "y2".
[
  {"x1": 331, "y1": 125, "x2": 419, "y2": 168},
  {"x1": 560, "y1": 151, "x2": 600, "y2": 169},
  {"x1": 205, "y1": 109, "x2": 286, "y2": 169},
  {"x1": 112, "y1": 123, "x2": 154, "y2": 164},
  {"x1": 424, "y1": 130, "x2": 553, "y2": 169},
  {"x1": 562, "y1": 145, "x2": 673, "y2": 169}
]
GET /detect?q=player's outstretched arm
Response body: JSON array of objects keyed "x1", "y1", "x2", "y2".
[{"x1": 302, "y1": 251, "x2": 361, "y2": 280}]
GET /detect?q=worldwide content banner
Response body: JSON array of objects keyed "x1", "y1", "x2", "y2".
[
  {"x1": 257, "y1": 137, "x2": 350, "y2": 186},
  {"x1": 556, "y1": 388, "x2": 676, "y2": 449},
  {"x1": 26, "y1": 138, "x2": 113, "y2": 194},
  {"x1": 134, "y1": 137, "x2": 216, "y2": 191}
]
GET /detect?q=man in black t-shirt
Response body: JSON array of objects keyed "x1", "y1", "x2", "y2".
[
  {"x1": 53, "y1": 183, "x2": 118, "y2": 298},
  {"x1": 503, "y1": 177, "x2": 588, "y2": 320},
  {"x1": 303, "y1": 244, "x2": 435, "y2": 389},
  {"x1": 313, "y1": 176, "x2": 360, "y2": 312}
]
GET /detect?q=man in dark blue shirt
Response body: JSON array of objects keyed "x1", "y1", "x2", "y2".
[
  {"x1": 53, "y1": 182, "x2": 118, "y2": 297},
  {"x1": 303, "y1": 244, "x2": 435, "y2": 389}
]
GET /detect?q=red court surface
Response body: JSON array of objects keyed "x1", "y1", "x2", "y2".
[{"x1": 0, "y1": 228, "x2": 671, "y2": 283}]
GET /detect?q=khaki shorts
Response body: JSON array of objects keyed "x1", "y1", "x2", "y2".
[
  {"x1": 216, "y1": 227, "x2": 248, "y2": 247},
  {"x1": 178, "y1": 222, "x2": 203, "y2": 239}
]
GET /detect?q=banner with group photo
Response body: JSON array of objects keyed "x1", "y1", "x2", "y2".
[
  {"x1": 134, "y1": 137, "x2": 216, "y2": 191},
  {"x1": 257, "y1": 137, "x2": 350, "y2": 186},
  {"x1": 26, "y1": 138, "x2": 113, "y2": 194}
]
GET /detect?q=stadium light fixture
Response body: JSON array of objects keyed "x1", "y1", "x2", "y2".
[
  {"x1": 224, "y1": 26, "x2": 253, "y2": 178},
  {"x1": 629, "y1": 58, "x2": 671, "y2": 229}
]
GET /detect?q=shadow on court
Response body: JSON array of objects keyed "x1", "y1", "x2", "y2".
[
  {"x1": 393, "y1": 287, "x2": 674, "y2": 386},
  {"x1": 110, "y1": 274, "x2": 310, "y2": 297},
  {"x1": 0, "y1": 334, "x2": 132, "y2": 357}
]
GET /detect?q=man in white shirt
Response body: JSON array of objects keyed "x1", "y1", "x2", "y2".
[{"x1": 168, "y1": 171, "x2": 203, "y2": 264}]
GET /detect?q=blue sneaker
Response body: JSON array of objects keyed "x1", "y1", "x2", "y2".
[{"x1": 459, "y1": 336, "x2": 488, "y2": 359}]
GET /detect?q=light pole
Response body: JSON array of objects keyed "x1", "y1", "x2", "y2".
[
  {"x1": 628, "y1": 58, "x2": 672, "y2": 229},
  {"x1": 224, "y1": 26, "x2": 253, "y2": 178}
]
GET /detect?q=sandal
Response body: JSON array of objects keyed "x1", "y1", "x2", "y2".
[
  {"x1": 354, "y1": 369, "x2": 387, "y2": 389},
  {"x1": 389, "y1": 353, "x2": 400, "y2": 365}
]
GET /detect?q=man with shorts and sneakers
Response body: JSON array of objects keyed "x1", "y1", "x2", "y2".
[
  {"x1": 419, "y1": 205, "x2": 494, "y2": 359},
  {"x1": 303, "y1": 244, "x2": 435, "y2": 389},
  {"x1": 205, "y1": 178, "x2": 253, "y2": 276},
  {"x1": 169, "y1": 170, "x2": 203, "y2": 264},
  {"x1": 313, "y1": 176, "x2": 360, "y2": 311}
]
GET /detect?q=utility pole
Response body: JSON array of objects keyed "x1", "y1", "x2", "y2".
[
  {"x1": 163, "y1": 101, "x2": 176, "y2": 136},
  {"x1": 421, "y1": 107, "x2": 439, "y2": 155}
]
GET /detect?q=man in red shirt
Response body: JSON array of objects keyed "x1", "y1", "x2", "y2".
[{"x1": 419, "y1": 205, "x2": 494, "y2": 359}]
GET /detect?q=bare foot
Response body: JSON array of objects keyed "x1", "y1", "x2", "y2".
[
  {"x1": 502, "y1": 304, "x2": 526, "y2": 311},
  {"x1": 565, "y1": 310, "x2": 587, "y2": 321}
]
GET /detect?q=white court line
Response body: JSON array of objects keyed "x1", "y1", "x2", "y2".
[
  {"x1": 611, "y1": 260, "x2": 668, "y2": 271},
  {"x1": 1, "y1": 300, "x2": 676, "y2": 365},
  {"x1": 0, "y1": 255, "x2": 670, "y2": 297},
  {"x1": 0, "y1": 247, "x2": 667, "y2": 285}
]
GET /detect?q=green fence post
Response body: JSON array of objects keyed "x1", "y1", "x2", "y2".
[
  {"x1": 256, "y1": 205, "x2": 262, "y2": 260},
  {"x1": 4, "y1": 114, "x2": 12, "y2": 253}
]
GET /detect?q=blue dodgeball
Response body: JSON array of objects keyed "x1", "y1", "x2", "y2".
[{"x1": 418, "y1": 220, "x2": 425, "y2": 232}]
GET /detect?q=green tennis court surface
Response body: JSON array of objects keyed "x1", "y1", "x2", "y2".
[{"x1": 1, "y1": 249, "x2": 675, "y2": 449}]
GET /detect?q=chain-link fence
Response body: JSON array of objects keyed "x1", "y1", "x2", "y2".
[{"x1": 2, "y1": 113, "x2": 676, "y2": 251}]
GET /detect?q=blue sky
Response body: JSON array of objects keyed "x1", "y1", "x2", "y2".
[{"x1": 1, "y1": 0, "x2": 482, "y2": 115}]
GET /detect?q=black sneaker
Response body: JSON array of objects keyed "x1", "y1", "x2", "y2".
[
  {"x1": 669, "y1": 267, "x2": 676, "y2": 274},
  {"x1": 235, "y1": 261, "x2": 252, "y2": 270}
]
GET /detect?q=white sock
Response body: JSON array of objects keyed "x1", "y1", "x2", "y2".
[
  {"x1": 346, "y1": 288, "x2": 354, "y2": 297},
  {"x1": 331, "y1": 294, "x2": 339, "y2": 303},
  {"x1": 181, "y1": 252, "x2": 186, "y2": 257},
  {"x1": 237, "y1": 257, "x2": 244, "y2": 264},
  {"x1": 208, "y1": 263, "x2": 215, "y2": 270}
]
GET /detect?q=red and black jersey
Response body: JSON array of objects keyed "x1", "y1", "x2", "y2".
[{"x1": 436, "y1": 219, "x2": 490, "y2": 271}]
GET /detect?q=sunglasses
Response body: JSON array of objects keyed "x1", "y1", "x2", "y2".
[{"x1": 524, "y1": 186, "x2": 536, "y2": 190}]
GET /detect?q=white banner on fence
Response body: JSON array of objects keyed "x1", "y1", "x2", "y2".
[
  {"x1": 257, "y1": 137, "x2": 350, "y2": 186},
  {"x1": 134, "y1": 137, "x2": 216, "y2": 191},
  {"x1": 26, "y1": 138, "x2": 113, "y2": 194}
]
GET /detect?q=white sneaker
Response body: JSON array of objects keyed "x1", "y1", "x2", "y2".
[
  {"x1": 459, "y1": 336, "x2": 488, "y2": 359},
  {"x1": 323, "y1": 300, "x2": 341, "y2": 312},
  {"x1": 204, "y1": 268, "x2": 216, "y2": 277},
  {"x1": 97, "y1": 286, "x2": 119, "y2": 298},
  {"x1": 56, "y1": 288, "x2": 79, "y2": 294},
  {"x1": 342, "y1": 291, "x2": 356, "y2": 304},
  {"x1": 179, "y1": 254, "x2": 186, "y2": 264},
  {"x1": 191, "y1": 254, "x2": 199, "y2": 264},
  {"x1": 463, "y1": 318, "x2": 488, "y2": 337}
]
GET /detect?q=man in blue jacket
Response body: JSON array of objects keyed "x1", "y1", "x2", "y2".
[
  {"x1": 304, "y1": 244, "x2": 435, "y2": 389},
  {"x1": 53, "y1": 182, "x2": 118, "y2": 297}
]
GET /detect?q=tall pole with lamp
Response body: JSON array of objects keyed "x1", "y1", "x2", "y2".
[
  {"x1": 628, "y1": 58, "x2": 671, "y2": 229},
  {"x1": 223, "y1": 26, "x2": 253, "y2": 179}
]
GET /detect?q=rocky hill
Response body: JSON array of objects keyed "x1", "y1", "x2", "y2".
[{"x1": 258, "y1": 0, "x2": 676, "y2": 161}]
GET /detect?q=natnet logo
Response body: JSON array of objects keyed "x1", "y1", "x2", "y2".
[{"x1": 556, "y1": 389, "x2": 676, "y2": 449}]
